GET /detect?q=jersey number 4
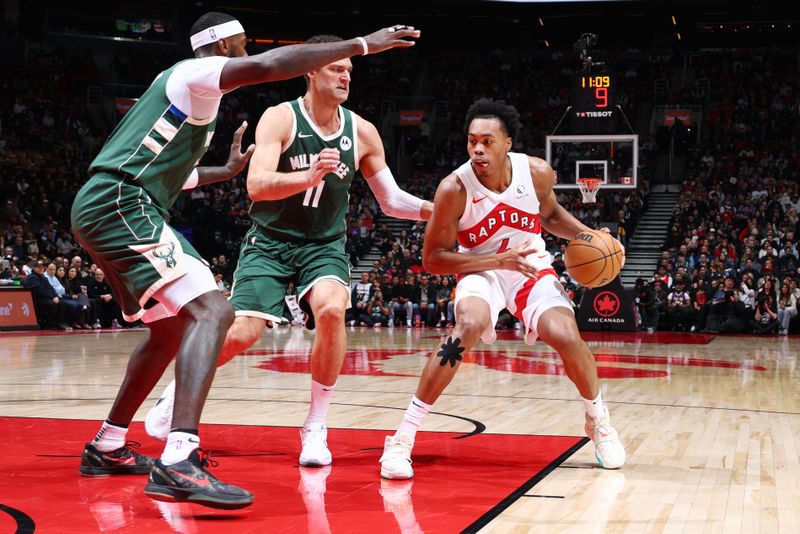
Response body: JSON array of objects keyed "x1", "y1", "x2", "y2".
[{"x1": 302, "y1": 182, "x2": 325, "y2": 208}]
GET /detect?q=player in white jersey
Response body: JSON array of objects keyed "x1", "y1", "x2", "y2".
[{"x1": 379, "y1": 99, "x2": 626, "y2": 479}]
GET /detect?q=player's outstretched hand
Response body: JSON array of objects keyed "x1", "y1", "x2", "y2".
[
  {"x1": 306, "y1": 148, "x2": 341, "y2": 187},
  {"x1": 225, "y1": 121, "x2": 256, "y2": 178},
  {"x1": 498, "y1": 241, "x2": 539, "y2": 279},
  {"x1": 362, "y1": 25, "x2": 420, "y2": 54}
]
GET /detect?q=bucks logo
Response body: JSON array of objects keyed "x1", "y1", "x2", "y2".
[{"x1": 153, "y1": 242, "x2": 177, "y2": 268}]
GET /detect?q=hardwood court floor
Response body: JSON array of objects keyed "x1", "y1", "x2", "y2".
[{"x1": 1, "y1": 326, "x2": 799, "y2": 533}]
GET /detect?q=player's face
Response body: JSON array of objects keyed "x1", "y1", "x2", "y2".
[
  {"x1": 224, "y1": 33, "x2": 248, "y2": 58},
  {"x1": 311, "y1": 59, "x2": 353, "y2": 103},
  {"x1": 467, "y1": 118, "x2": 512, "y2": 177}
]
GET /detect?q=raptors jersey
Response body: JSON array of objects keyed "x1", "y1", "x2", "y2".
[{"x1": 455, "y1": 152, "x2": 551, "y2": 270}]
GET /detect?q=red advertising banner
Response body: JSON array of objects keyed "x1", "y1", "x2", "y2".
[
  {"x1": 0, "y1": 289, "x2": 39, "y2": 330},
  {"x1": 399, "y1": 110, "x2": 425, "y2": 126},
  {"x1": 664, "y1": 109, "x2": 692, "y2": 126}
]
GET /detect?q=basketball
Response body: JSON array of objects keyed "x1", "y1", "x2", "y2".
[{"x1": 564, "y1": 229, "x2": 624, "y2": 287}]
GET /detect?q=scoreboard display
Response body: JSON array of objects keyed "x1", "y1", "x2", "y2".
[{"x1": 570, "y1": 73, "x2": 619, "y2": 134}]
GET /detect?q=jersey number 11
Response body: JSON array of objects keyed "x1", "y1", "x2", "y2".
[{"x1": 302, "y1": 182, "x2": 325, "y2": 208}]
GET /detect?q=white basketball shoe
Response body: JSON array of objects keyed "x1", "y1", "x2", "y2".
[
  {"x1": 144, "y1": 380, "x2": 175, "y2": 440},
  {"x1": 379, "y1": 434, "x2": 415, "y2": 479},
  {"x1": 585, "y1": 407, "x2": 626, "y2": 469},
  {"x1": 299, "y1": 423, "x2": 332, "y2": 466}
]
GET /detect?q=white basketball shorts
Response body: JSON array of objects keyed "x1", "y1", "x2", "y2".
[{"x1": 454, "y1": 267, "x2": 573, "y2": 345}]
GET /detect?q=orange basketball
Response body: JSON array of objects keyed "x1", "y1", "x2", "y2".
[{"x1": 564, "y1": 229, "x2": 625, "y2": 287}]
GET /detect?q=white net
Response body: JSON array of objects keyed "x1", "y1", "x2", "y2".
[{"x1": 577, "y1": 179, "x2": 602, "y2": 204}]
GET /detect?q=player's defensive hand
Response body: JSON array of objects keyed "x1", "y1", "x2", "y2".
[
  {"x1": 498, "y1": 242, "x2": 539, "y2": 279},
  {"x1": 362, "y1": 25, "x2": 420, "y2": 54},
  {"x1": 306, "y1": 148, "x2": 341, "y2": 188},
  {"x1": 225, "y1": 121, "x2": 256, "y2": 178}
]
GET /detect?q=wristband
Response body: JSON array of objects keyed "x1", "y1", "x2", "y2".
[{"x1": 355, "y1": 36, "x2": 369, "y2": 55}]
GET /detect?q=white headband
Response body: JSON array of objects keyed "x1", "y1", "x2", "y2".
[{"x1": 190, "y1": 20, "x2": 245, "y2": 51}]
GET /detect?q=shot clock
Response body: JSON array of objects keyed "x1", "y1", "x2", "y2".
[{"x1": 570, "y1": 73, "x2": 619, "y2": 134}]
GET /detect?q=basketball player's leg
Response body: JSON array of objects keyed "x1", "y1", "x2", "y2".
[
  {"x1": 532, "y1": 300, "x2": 625, "y2": 469},
  {"x1": 294, "y1": 237, "x2": 352, "y2": 467},
  {"x1": 216, "y1": 316, "x2": 269, "y2": 366},
  {"x1": 414, "y1": 297, "x2": 493, "y2": 404},
  {"x1": 307, "y1": 280, "x2": 350, "y2": 385},
  {"x1": 145, "y1": 229, "x2": 289, "y2": 439},
  {"x1": 79, "y1": 315, "x2": 184, "y2": 477},
  {"x1": 535, "y1": 307, "x2": 598, "y2": 399},
  {"x1": 138, "y1": 261, "x2": 253, "y2": 508},
  {"x1": 381, "y1": 274, "x2": 499, "y2": 480}
]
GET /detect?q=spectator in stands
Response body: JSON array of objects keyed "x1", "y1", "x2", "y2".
[
  {"x1": 350, "y1": 272, "x2": 373, "y2": 325},
  {"x1": 412, "y1": 274, "x2": 436, "y2": 326},
  {"x1": 388, "y1": 276, "x2": 413, "y2": 327},
  {"x1": 365, "y1": 290, "x2": 389, "y2": 327},
  {"x1": 87, "y1": 268, "x2": 121, "y2": 328},
  {"x1": 65, "y1": 265, "x2": 95, "y2": 328},
  {"x1": 751, "y1": 293, "x2": 779, "y2": 335},
  {"x1": 10, "y1": 234, "x2": 26, "y2": 260},
  {"x1": 23, "y1": 259, "x2": 70, "y2": 330},
  {"x1": 651, "y1": 279, "x2": 668, "y2": 329},
  {"x1": 213, "y1": 271, "x2": 231, "y2": 297},
  {"x1": 653, "y1": 265, "x2": 672, "y2": 288},
  {"x1": 634, "y1": 278, "x2": 657, "y2": 333},
  {"x1": 56, "y1": 231, "x2": 74, "y2": 256},
  {"x1": 435, "y1": 276, "x2": 455, "y2": 327},
  {"x1": 739, "y1": 276, "x2": 756, "y2": 317},
  {"x1": 777, "y1": 283, "x2": 797, "y2": 335},
  {"x1": 715, "y1": 290, "x2": 748, "y2": 334},
  {"x1": 666, "y1": 279, "x2": 693, "y2": 331},
  {"x1": 46, "y1": 261, "x2": 89, "y2": 328}
]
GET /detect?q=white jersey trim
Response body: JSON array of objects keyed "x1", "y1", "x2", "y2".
[
  {"x1": 296, "y1": 97, "x2": 345, "y2": 141},
  {"x1": 281, "y1": 101, "x2": 297, "y2": 154}
]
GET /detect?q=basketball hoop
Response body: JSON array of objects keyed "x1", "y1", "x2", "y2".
[{"x1": 577, "y1": 178, "x2": 602, "y2": 204}]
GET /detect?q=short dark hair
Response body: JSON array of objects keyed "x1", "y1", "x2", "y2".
[
  {"x1": 305, "y1": 34, "x2": 343, "y2": 45},
  {"x1": 464, "y1": 98, "x2": 522, "y2": 140},
  {"x1": 190, "y1": 12, "x2": 238, "y2": 36},
  {"x1": 304, "y1": 35, "x2": 344, "y2": 86}
]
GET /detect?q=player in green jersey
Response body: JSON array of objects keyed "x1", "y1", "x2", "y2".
[
  {"x1": 72, "y1": 12, "x2": 420, "y2": 509},
  {"x1": 145, "y1": 35, "x2": 433, "y2": 468}
]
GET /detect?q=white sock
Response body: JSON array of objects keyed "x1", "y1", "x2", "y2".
[
  {"x1": 161, "y1": 431, "x2": 200, "y2": 465},
  {"x1": 583, "y1": 390, "x2": 605, "y2": 420},
  {"x1": 92, "y1": 420, "x2": 128, "y2": 452},
  {"x1": 304, "y1": 379, "x2": 335, "y2": 427},
  {"x1": 396, "y1": 396, "x2": 431, "y2": 440}
]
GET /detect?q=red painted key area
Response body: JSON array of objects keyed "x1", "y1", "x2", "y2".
[{"x1": 0, "y1": 417, "x2": 585, "y2": 533}]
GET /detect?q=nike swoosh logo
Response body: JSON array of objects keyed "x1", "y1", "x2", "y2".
[
  {"x1": 472, "y1": 196, "x2": 487, "y2": 204},
  {"x1": 109, "y1": 455, "x2": 136, "y2": 465},
  {"x1": 298, "y1": 133, "x2": 313, "y2": 138},
  {"x1": 172, "y1": 471, "x2": 212, "y2": 487}
]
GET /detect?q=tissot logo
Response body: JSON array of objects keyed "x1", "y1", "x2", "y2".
[{"x1": 576, "y1": 111, "x2": 614, "y2": 118}]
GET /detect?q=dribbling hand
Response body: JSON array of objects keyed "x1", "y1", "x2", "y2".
[
  {"x1": 361, "y1": 25, "x2": 420, "y2": 54},
  {"x1": 306, "y1": 148, "x2": 341, "y2": 188},
  {"x1": 498, "y1": 240, "x2": 539, "y2": 279}
]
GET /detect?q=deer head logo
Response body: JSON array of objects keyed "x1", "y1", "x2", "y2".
[{"x1": 153, "y1": 242, "x2": 177, "y2": 268}]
